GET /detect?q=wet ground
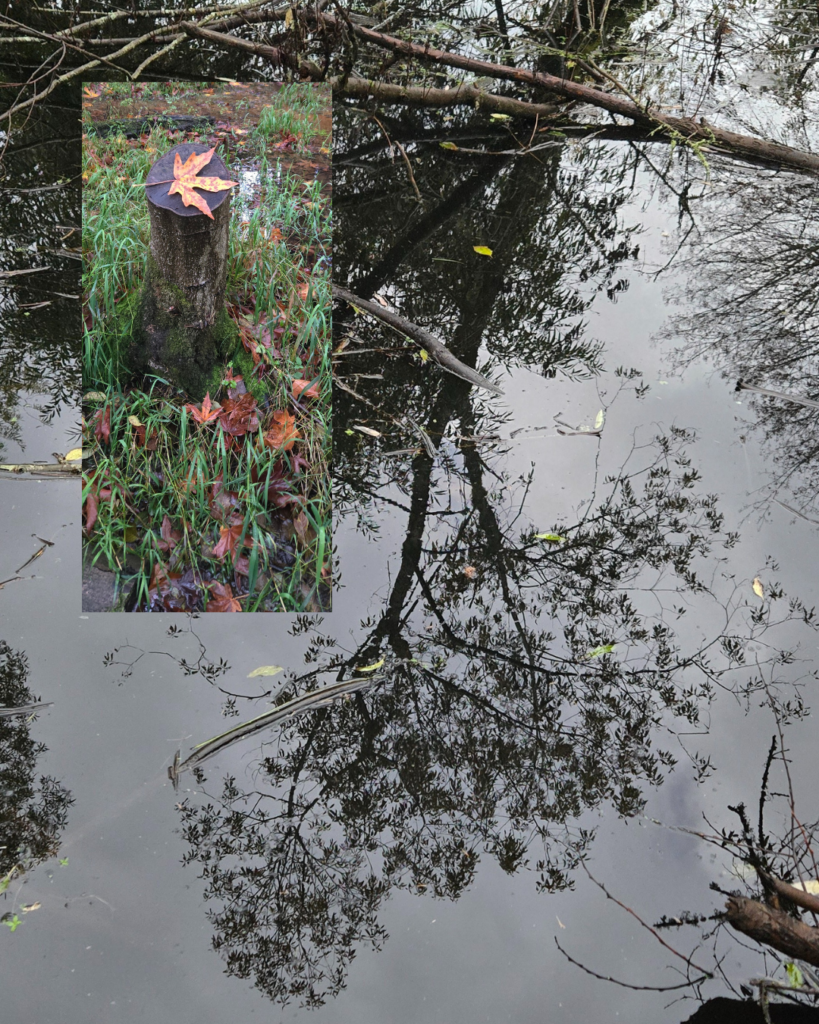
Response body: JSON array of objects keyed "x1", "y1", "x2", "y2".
[{"x1": 82, "y1": 81, "x2": 331, "y2": 188}]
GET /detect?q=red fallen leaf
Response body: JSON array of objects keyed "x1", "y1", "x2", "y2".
[
  {"x1": 263, "y1": 410, "x2": 300, "y2": 452},
  {"x1": 293, "y1": 509, "x2": 310, "y2": 546},
  {"x1": 84, "y1": 491, "x2": 99, "y2": 534},
  {"x1": 133, "y1": 423, "x2": 160, "y2": 450},
  {"x1": 185, "y1": 392, "x2": 222, "y2": 425},
  {"x1": 219, "y1": 391, "x2": 259, "y2": 437},
  {"x1": 146, "y1": 562, "x2": 207, "y2": 612},
  {"x1": 209, "y1": 473, "x2": 240, "y2": 519},
  {"x1": 292, "y1": 378, "x2": 320, "y2": 400},
  {"x1": 156, "y1": 513, "x2": 182, "y2": 553},
  {"x1": 82, "y1": 472, "x2": 113, "y2": 534},
  {"x1": 250, "y1": 461, "x2": 297, "y2": 508},
  {"x1": 206, "y1": 580, "x2": 242, "y2": 612},
  {"x1": 234, "y1": 554, "x2": 251, "y2": 577},
  {"x1": 290, "y1": 451, "x2": 310, "y2": 475},
  {"x1": 92, "y1": 405, "x2": 111, "y2": 444},
  {"x1": 213, "y1": 520, "x2": 246, "y2": 563}
]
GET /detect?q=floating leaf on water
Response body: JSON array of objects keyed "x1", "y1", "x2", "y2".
[
  {"x1": 785, "y1": 963, "x2": 805, "y2": 988},
  {"x1": 752, "y1": 577, "x2": 764, "y2": 598},
  {"x1": 793, "y1": 879, "x2": 819, "y2": 894},
  {"x1": 64, "y1": 448, "x2": 83, "y2": 462},
  {"x1": 357, "y1": 658, "x2": 385, "y2": 673},
  {"x1": 535, "y1": 533, "x2": 565, "y2": 543},
  {"x1": 352, "y1": 425, "x2": 382, "y2": 438},
  {"x1": 586, "y1": 644, "x2": 616, "y2": 658},
  {"x1": 489, "y1": 113, "x2": 512, "y2": 121},
  {"x1": 473, "y1": 245, "x2": 493, "y2": 257},
  {"x1": 594, "y1": 409, "x2": 605, "y2": 431},
  {"x1": 439, "y1": 141, "x2": 459, "y2": 151},
  {"x1": 247, "y1": 665, "x2": 284, "y2": 678},
  {"x1": 419, "y1": 349, "x2": 429, "y2": 362},
  {"x1": 21, "y1": 902, "x2": 40, "y2": 913},
  {"x1": 463, "y1": 565, "x2": 477, "y2": 578}
]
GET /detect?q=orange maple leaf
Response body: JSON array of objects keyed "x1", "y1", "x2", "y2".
[
  {"x1": 167, "y1": 148, "x2": 238, "y2": 220},
  {"x1": 263, "y1": 410, "x2": 300, "y2": 452},
  {"x1": 185, "y1": 392, "x2": 222, "y2": 425},
  {"x1": 292, "y1": 378, "x2": 320, "y2": 400}
]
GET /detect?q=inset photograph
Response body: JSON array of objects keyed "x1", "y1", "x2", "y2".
[{"x1": 81, "y1": 82, "x2": 331, "y2": 612}]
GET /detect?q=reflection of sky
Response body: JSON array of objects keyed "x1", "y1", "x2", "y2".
[{"x1": 4, "y1": 124, "x2": 819, "y2": 1024}]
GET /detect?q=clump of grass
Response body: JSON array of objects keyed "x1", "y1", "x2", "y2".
[
  {"x1": 255, "y1": 83, "x2": 329, "y2": 153},
  {"x1": 82, "y1": 90, "x2": 332, "y2": 612}
]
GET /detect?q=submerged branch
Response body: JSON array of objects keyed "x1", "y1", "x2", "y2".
[
  {"x1": 332, "y1": 285, "x2": 504, "y2": 396},
  {"x1": 169, "y1": 675, "x2": 384, "y2": 786}
]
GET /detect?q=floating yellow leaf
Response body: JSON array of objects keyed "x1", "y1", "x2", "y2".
[
  {"x1": 535, "y1": 533, "x2": 565, "y2": 543},
  {"x1": 752, "y1": 577, "x2": 764, "y2": 598},
  {"x1": 794, "y1": 879, "x2": 819, "y2": 894},
  {"x1": 419, "y1": 349, "x2": 429, "y2": 362},
  {"x1": 64, "y1": 448, "x2": 83, "y2": 462},
  {"x1": 473, "y1": 245, "x2": 493, "y2": 257},
  {"x1": 439, "y1": 141, "x2": 459, "y2": 151},
  {"x1": 247, "y1": 665, "x2": 284, "y2": 678},
  {"x1": 357, "y1": 658, "x2": 385, "y2": 673}
]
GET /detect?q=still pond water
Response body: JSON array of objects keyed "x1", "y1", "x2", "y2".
[{"x1": 0, "y1": 91, "x2": 817, "y2": 1023}]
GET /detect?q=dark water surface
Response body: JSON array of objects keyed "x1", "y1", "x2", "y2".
[{"x1": 1, "y1": 91, "x2": 818, "y2": 1023}]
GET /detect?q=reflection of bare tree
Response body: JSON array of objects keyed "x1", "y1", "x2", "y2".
[
  {"x1": 662, "y1": 168, "x2": 819, "y2": 517},
  {"x1": 0, "y1": 642, "x2": 72, "y2": 890},
  {"x1": 178, "y1": 421, "x2": 815, "y2": 1007},
  {"x1": 162, "y1": 105, "x2": 819, "y2": 1011}
]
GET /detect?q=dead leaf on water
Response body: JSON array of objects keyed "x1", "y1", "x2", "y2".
[
  {"x1": 247, "y1": 665, "x2": 284, "y2": 678},
  {"x1": 352, "y1": 425, "x2": 382, "y2": 438},
  {"x1": 357, "y1": 658, "x2": 385, "y2": 673},
  {"x1": 752, "y1": 577, "x2": 764, "y2": 598}
]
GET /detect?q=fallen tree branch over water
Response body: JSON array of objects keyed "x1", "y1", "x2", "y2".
[
  {"x1": 333, "y1": 284, "x2": 504, "y2": 396},
  {"x1": 324, "y1": 15, "x2": 819, "y2": 176},
  {"x1": 725, "y1": 895, "x2": 819, "y2": 967},
  {"x1": 0, "y1": 462, "x2": 80, "y2": 476}
]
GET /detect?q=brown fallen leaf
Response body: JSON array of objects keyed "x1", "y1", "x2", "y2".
[{"x1": 263, "y1": 410, "x2": 300, "y2": 452}]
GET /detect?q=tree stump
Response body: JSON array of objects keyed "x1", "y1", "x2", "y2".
[{"x1": 136, "y1": 142, "x2": 238, "y2": 398}]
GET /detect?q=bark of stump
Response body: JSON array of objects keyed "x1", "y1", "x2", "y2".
[{"x1": 136, "y1": 142, "x2": 238, "y2": 399}]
